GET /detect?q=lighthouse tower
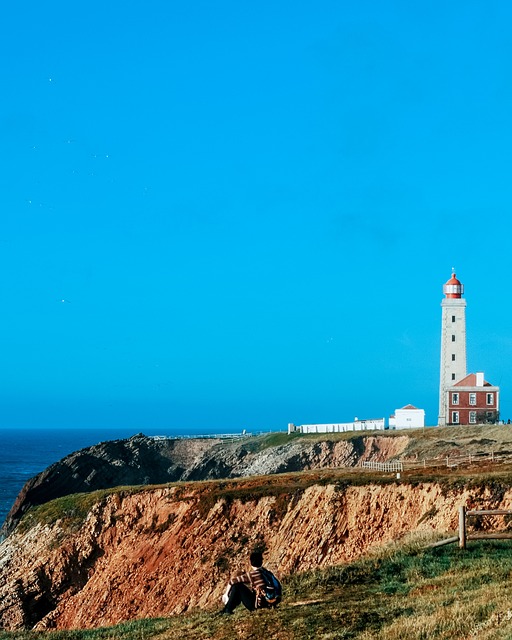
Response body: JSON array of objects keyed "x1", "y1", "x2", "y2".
[{"x1": 438, "y1": 272, "x2": 467, "y2": 426}]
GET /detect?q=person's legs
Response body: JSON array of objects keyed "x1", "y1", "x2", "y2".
[{"x1": 223, "y1": 583, "x2": 256, "y2": 613}]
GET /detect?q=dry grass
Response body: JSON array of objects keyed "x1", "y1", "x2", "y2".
[
  {"x1": 2, "y1": 539, "x2": 512, "y2": 639},
  {"x1": 10, "y1": 425, "x2": 512, "y2": 639}
]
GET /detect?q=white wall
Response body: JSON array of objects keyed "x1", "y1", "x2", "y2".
[
  {"x1": 298, "y1": 418, "x2": 386, "y2": 434},
  {"x1": 394, "y1": 409, "x2": 425, "y2": 429}
]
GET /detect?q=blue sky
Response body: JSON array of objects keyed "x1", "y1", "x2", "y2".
[{"x1": 1, "y1": 0, "x2": 512, "y2": 431}]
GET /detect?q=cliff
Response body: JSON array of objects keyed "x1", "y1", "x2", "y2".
[
  {"x1": 1, "y1": 434, "x2": 221, "y2": 536},
  {"x1": 1, "y1": 471, "x2": 512, "y2": 631},
  {"x1": 1, "y1": 433, "x2": 410, "y2": 536}
]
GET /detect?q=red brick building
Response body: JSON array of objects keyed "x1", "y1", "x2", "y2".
[{"x1": 446, "y1": 372, "x2": 500, "y2": 425}]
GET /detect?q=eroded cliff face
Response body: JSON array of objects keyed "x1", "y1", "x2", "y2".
[
  {"x1": 2, "y1": 434, "x2": 410, "y2": 536},
  {"x1": 1, "y1": 477, "x2": 511, "y2": 631},
  {"x1": 2, "y1": 435, "x2": 222, "y2": 536}
]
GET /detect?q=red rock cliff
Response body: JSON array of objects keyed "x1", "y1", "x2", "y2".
[{"x1": 0, "y1": 475, "x2": 511, "y2": 631}]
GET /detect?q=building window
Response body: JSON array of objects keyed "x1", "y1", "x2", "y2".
[
  {"x1": 452, "y1": 354, "x2": 456, "y2": 361},
  {"x1": 452, "y1": 373, "x2": 456, "y2": 380},
  {"x1": 452, "y1": 393, "x2": 459, "y2": 405},
  {"x1": 469, "y1": 411, "x2": 477, "y2": 424},
  {"x1": 452, "y1": 411, "x2": 459, "y2": 424},
  {"x1": 469, "y1": 393, "x2": 476, "y2": 406},
  {"x1": 452, "y1": 315, "x2": 456, "y2": 322},
  {"x1": 452, "y1": 335, "x2": 456, "y2": 342},
  {"x1": 487, "y1": 393, "x2": 494, "y2": 405}
]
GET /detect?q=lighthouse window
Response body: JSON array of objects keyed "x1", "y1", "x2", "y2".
[
  {"x1": 452, "y1": 315, "x2": 456, "y2": 322},
  {"x1": 452, "y1": 374, "x2": 456, "y2": 380},
  {"x1": 451, "y1": 354, "x2": 456, "y2": 361},
  {"x1": 451, "y1": 335, "x2": 456, "y2": 342},
  {"x1": 487, "y1": 393, "x2": 494, "y2": 405}
]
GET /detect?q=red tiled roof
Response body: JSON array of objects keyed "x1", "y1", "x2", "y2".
[
  {"x1": 400, "y1": 404, "x2": 419, "y2": 410},
  {"x1": 453, "y1": 373, "x2": 492, "y2": 387}
]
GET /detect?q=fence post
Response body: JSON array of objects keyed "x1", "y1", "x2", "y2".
[{"x1": 459, "y1": 506, "x2": 467, "y2": 549}]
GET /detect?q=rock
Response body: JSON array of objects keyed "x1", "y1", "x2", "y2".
[
  {"x1": 0, "y1": 477, "x2": 510, "y2": 631},
  {"x1": 2, "y1": 434, "x2": 411, "y2": 537},
  {"x1": 1, "y1": 435, "x2": 221, "y2": 537}
]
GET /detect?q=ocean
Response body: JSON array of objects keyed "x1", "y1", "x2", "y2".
[{"x1": 0, "y1": 426, "x2": 241, "y2": 528}]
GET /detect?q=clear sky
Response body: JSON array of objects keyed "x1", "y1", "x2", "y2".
[{"x1": 1, "y1": 1, "x2": 512, "y2": 431}]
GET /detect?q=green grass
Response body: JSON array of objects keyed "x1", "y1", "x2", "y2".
[
  {"x1": 3, "y1": 539, "x2": 512, "y2": 639},
  {"x1": 20, "y1": 464, "x2": 512, "y2": 537},
  {"x1": 234, "y1": 431, "x2": 302, "y2": 453},
  {"x1": 0, "y1": 618, "x2": 170, "y2": 640},
  {"x1": 18, "y1": 485, "x2": 162, "y2": 533},
  {"x1": 18, "y1": 423, "x2": 512, "y2": 534},
  {"x1": 257, "y1": 424, "x2": 512, "y2": 452},
  {"x1": 228, "y1": 424, "x2": 512, "y2": 472},
  {"x1": 11, "y1": 425, "x2": 512, "y2": 639},
  {"x1": 237, "y1": 428, "x2": 406, "y2": 454}
]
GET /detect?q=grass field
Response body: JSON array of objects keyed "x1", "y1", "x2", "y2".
[
  {"x1": 8, "y1": 425, "x2": 512, "y2": 639},
  {"x1": 2, "y1": 536, "x2": 512, "y2": 640}
]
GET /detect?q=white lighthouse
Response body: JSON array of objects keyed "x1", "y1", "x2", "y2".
[{"x1": 438, "y1": 272, "x2": 467, "y2": 426}]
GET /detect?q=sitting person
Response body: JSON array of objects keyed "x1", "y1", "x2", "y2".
[{"x1": 221, "y1": 551, "x2": 280, "y2": 614}]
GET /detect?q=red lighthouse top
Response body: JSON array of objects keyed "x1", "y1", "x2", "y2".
[{"x1": 443, "y1": 272, "x2": 464, "y2": 298}]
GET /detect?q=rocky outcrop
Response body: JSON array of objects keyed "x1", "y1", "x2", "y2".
[
  {"x1": 0, "y1": 475, "x2": 511, "y2": 631},
  {"x1": 1, "y1": 435, "x2": 221, "y2": 536},
  {"x1": 184, "y1": 435, "x2": 410, "y2": 479},
  {"x1": 2, "y1": 434, "x2": 410, "y2": 536}
]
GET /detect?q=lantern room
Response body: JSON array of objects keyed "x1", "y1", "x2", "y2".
[{"x1": 443, "y1": 272, "x2": 464, "y2": 299}]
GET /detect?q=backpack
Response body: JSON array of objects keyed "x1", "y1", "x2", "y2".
[{"x1": 259, "y1": 567, "x2": 282, "y2": 606}]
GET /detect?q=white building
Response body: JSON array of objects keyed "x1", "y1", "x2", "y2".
[
  {"x1": 389, "y1": 404, "x2": 425, "y2": 429},
  {"x1": 288, "y1": 418, "x2": 386, "y2": 434}
]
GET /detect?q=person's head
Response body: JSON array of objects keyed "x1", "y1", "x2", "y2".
[{"x1": 250, "y1": 551, "x2": 263, "y2": 568}]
